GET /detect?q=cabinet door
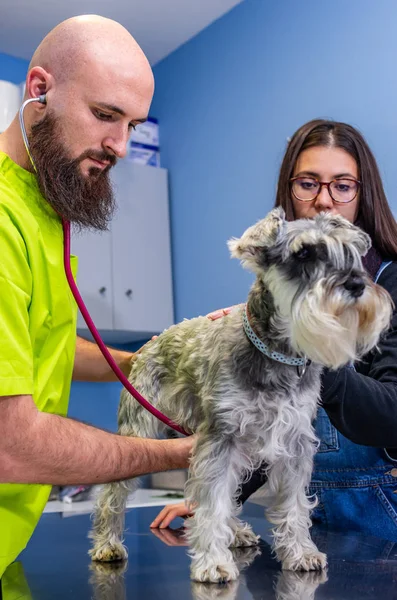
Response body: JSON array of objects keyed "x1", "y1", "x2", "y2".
[
  {"x1": 111, "y1": 163, "x2": 174, "y2": 333},
  {"x1": 71, "y1": 228, "x2": 113, "y2": 330}
]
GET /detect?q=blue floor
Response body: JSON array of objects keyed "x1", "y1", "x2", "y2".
[{"x1": 4, "y1": 502, "x2": 397, "y2": 599}]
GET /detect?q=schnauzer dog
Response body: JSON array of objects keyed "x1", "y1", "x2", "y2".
[{"x1": 89, "y1": 208, "x2": 392, "y2": 583}]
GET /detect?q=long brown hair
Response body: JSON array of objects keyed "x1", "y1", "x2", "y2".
[{"x1": 275, "y1": 119, "x2": 397, "y2": 260}]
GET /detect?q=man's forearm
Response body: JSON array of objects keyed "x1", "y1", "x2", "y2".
[
  {"x1": 1, "y1": 395, "x2": 192, "y2": 485},
  {"x1": 73, "y1": 335, "x2": 134, "y2": 382}
]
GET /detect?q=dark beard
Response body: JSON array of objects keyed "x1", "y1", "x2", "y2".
[{"x1": 28, "y1": 111, "x2": 117, "y2": 231}]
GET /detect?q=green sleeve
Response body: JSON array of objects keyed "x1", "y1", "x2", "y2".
[{"x1": 0, "y1": 216, "x2": 34, "y2": 396}]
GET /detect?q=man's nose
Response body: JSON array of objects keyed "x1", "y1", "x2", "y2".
[{"x1": 103, "y1": 129, "x2": 129, "y2": 159}]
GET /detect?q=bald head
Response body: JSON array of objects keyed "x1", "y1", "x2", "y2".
[
  {"x1": 28, "y1": 15, "x2": 153, "y2": 92},
  {"x1": 15, "y1": 14, "x2": 155, "y2": 222}
]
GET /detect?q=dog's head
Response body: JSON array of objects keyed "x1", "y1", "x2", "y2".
[{"x1": 228, "y1": 208, "x2": 393, "y2": 369}]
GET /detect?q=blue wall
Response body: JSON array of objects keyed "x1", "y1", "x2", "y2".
[
  {"x1": 0, "y1": 52, "x2": 28, "y2": 83},
  {"x1": 151, "y1": 0, "x2": 397, "y2": 322}
]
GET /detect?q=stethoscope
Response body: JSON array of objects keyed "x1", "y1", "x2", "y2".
[{"x1": 19, "y1": 95, "x2": 188, "y2": 436}]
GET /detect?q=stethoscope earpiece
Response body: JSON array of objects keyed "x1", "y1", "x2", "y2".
[{"x1": 19, "y1": 94, "x2": 47, "y2": 172}]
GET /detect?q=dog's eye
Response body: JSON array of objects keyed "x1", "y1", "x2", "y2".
[{"x1": 294, "y1": 246, "x2": 313, "y2": 261}]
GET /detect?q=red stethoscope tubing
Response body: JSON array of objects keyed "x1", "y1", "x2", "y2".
[{"x1": 62, "y1": 219, "x2": 189, "y2": 436}]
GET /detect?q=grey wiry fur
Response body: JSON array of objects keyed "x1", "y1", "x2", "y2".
[{"x1": 89, "y1": 208, "x2": 393, "y2": 583}]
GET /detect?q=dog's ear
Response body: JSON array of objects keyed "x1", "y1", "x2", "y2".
[
  {"x1": 228, "y1": 207, "x2": 286, "y2": 269},
  {"x1": 351, "y1": 227, "x2": 372, "y2": 257},
  {"x1": 325, "y1": 214, "x2": 372, "y2": 257}
]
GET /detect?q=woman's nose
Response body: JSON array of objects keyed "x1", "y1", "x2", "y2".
[{"x1": 314, "y1": 184, "x2": 334, "y2": 210}]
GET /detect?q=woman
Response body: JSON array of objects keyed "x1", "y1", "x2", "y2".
[{"x1": 151, "y1": 119, "x2": 397, "y2": 541}]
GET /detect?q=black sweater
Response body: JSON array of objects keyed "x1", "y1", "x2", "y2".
[{"x1": 239, "y1": 261, "x2": 397, "y2": 503}]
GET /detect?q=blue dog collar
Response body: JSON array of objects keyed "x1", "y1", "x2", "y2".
[{"x1": 243, "y1": 304, "x2": 309, "y2": 369}]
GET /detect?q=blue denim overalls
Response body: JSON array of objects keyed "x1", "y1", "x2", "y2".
[{"x1": 309, "y1": 261, "x2": 397, "y2": 541}]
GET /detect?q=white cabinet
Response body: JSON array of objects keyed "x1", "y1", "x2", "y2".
[
  {"x1": 71, "y1": 162, "x2": 174, "y2": 343},
  {"x1": 70, "y1": 228, "x2": 113, "y2": 330}
]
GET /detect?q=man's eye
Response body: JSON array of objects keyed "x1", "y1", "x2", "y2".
[
  {"x1": 95, "y1": 110, "x2": 113, "y2": 121},
  {"x1": 128, "y1": 123, "x2": 137, "y2": 131}
]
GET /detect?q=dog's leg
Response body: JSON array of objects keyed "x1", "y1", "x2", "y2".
[
  {"x1": 184, "y1": 434, "x2": 244, "y2": 583},
  {"x1": 89, "y1": 382, "x2": 162, "y2": 563},
  {"x1": 265, "y1": 439, "x2": 327, "y2": 572},
  {"x1": 89, "y1": 477, "x2": 139, "y2": 562},
  {"x1": 230, "y1": 517, "x2": 260, "y2": 548}
]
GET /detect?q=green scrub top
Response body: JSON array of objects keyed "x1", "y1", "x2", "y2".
[{"x1": 0, "y1": 152, "x2": 78, "y2": 576}]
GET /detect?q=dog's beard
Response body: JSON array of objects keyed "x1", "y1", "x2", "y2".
[
  {"x1": 28, "y1": 110, "x2": 117, "y2": 231},
  {"x1": 351, "y1": 281, "x2": 393, "y2": 354},
  {"x1": 290, "y1": 278, "x2": 393, "y2": 369}
]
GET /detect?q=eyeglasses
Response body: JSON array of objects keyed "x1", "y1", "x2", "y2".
[{"x1": 290, "y1": 176, "x2": 361, "y2": 204}]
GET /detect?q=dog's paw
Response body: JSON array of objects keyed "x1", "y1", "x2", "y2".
[
  {"x1": 89, "y1": 541, "x2": 128, "y2": 563},
  {"x1": 231, "y1": 525, "x2": 260, "y2": 548},
  {"x1": 282, "y1": 551, "x2": 327, "y2": 572},
  {"x1": 191, "y1": 560, "x2": 239, "y2": 583}
]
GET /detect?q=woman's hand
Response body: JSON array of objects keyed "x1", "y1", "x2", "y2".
[
  {"x1": 150, "y1": 501, "x2": 195, "y2": 529},
  {"x1": 206, "y1": 305, "x2": 240, "y2": 321}
]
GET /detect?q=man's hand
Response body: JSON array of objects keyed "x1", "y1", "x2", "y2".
[{"x1": 0, "y1": 395, "x2": 197, "y2": 485}]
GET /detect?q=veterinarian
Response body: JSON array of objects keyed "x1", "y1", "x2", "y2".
[
  {"x1": 0, "y1": 15, "x2": 195, "y2": 577},
  {"x1": 152, "y1": 119, "x2": 397, "y2": 542}
]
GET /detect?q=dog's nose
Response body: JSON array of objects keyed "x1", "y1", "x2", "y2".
[{"x1": 344, "y1": 276, "x2": 365, "y2": 298}]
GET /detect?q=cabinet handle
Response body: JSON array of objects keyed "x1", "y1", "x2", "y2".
[
  {"x1": 99, "y1": 287, "x2": 107, "y2": 294},
  {"x1": 125, "y1": 289, "x2": 133, "y2": 298}
]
